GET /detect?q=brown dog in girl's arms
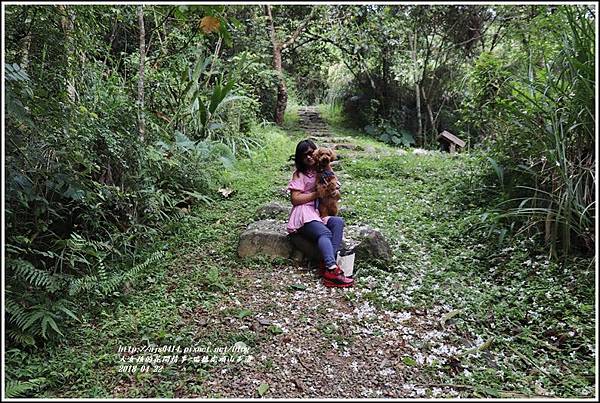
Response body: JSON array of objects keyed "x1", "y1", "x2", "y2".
[{"x1": 313, "y1": 147, "x2": 340, "y2": 217}]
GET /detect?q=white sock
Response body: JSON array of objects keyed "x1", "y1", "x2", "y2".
[{"x1": 328, "y1": 264, "x2": 337, "y2": 271}]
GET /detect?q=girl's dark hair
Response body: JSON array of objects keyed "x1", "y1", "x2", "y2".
[{"x1": 294, "y1": 139, "x2": 317, "y2": 173}]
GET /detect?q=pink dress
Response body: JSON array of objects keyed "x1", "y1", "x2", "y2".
[{"x1": 287, "y1": 169, "x2": 329, "y2": 233}]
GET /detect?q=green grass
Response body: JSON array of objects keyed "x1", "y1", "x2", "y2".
[
  {"x1": 283, "y1": 99, "x2": 300, "y2": 128},
  {"x1": 4, "y1": 112, "x2": 595, "y2": 398}
]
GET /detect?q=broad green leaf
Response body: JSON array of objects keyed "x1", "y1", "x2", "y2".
[
  {"x1": 400, "y1": 130, "x2": 415, "y2": 146},
  {"x1": 268, "y1": 325, "x2": 283, "y2": 335},
  {"x1": 402, "y1": 356, "x2": 416, "y2": 366},
  {"x1": 288, "y1": 283, "x2": 307, "y2": 291},
  {"x1": 257, "y1": 382, "x2": 269, "y2": 397},
  {"x1": 236, "y1": 309, "x2": 253, "y2": 319},
  {"x1": 477, "y1": 337, "x2": 494, "y2": 351},
  {"x1": 57, "y1": 305, "x2": 80, "y2": 322},
  {"x1": 198, "y1": 98, "x2": 208, "y2": 127}
]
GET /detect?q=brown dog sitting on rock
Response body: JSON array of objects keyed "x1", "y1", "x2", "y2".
[{"x1": 313, "y1": 147, "x2": 340, "y2": 217}]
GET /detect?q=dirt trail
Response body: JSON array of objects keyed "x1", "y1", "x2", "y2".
[{"x1": 197, "y1": 264, "x2": 461, "y2": 398}]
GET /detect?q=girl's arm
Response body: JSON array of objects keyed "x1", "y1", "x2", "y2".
[{"x1": 290, "y1": 190, "x2": 318, "y2": 206}]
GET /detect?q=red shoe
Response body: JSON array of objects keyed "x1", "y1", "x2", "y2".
[{"x1": 322, "y1": 266, "x2": 354, "y2": 288}]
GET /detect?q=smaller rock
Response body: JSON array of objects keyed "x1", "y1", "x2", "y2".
[
  {"x1": 256, "y1": 202, "x2": 291, "y2": 220},
  {"x1": 289, "y1": 232, "x2": 321, "y2": 263},
  {"x1": 344, "y1": 225, "x2": 393, "y2": 263},
  {"x1": 334, "y1": 143, "x2": 363, "y2": 151}
]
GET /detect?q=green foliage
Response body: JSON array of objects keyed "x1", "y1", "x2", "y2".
[
  {"x1": 2, "y1": 4, "x2": 594, "y2": 398},
  {"x1": 3, "y1": 4, "x2": 265, "y2": 348},
  {"x1": 3, "y1": 120, "x2": 595, "y2": 398},
  {"x1": 68, "y1": 250, "x2": 167, "y2": 297},
  {"x1": 457, "y1": 51, "x2": 513, "y2": 143},
  {"x1": 5, "y1": 292, "x2": 78, "y2": 340},
  {"x1": 231, "y1": 51, "x2": 280, "y2": 122},
  {"x1": 324, "y1": 62, "x2": 353, "y2": 107},
  {"x1": 5, "y1": 63, "x2": 34, "y2": 128},
  {"x1": 473, "y1": 6, "x2": 595, "y2": 257},
  {"x1": 364, "y1": 121, "x2": 416, "y2": 147},
  {"x1": 4, "y1": 378, "x2": 46, "y2": 398},
  {"x1": 5, "y1": 248, "x2": 168, "y2": 344}
]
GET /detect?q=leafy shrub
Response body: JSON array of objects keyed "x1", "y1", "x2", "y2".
[
  {"x1": 468, "y1": 6, "x2": 595, "y2": 257},
  {"x1": 4, "y1": 58, "x2": 230, "y2": 348},
  {"x1": 364, "y1": 121, "x2": 416, "y2": 147},
  {"x1": 456, "y1": 51, "x2": 513, "y2": 144},
  {"x1": 232, "y1": 51, "x2": 279, "y2": 122}
]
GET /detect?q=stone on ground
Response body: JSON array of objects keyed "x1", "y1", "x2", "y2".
[
  {"x1": 237, "y1": 219, "x2": 296, "y2": 260},
  {"x1": 255, "y1": 202, "x2": 291, "y2": 220}
]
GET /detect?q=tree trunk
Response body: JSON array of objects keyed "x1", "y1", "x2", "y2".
[
  {"x1": 410, "y1": 30, "x2": 422, "y2": 144},
  {"x1": 265, "y1": 5, "x2": 313, "y2": 125},
  {"x1": 381, "y1": 45, "x2": 389, "y2": 116},
  {"x1": 21, "y1": 34, "x2": 31, "y2": 69},
  {"x1": 421, "y1": 87, "x2": 436, "y2": 144},
  {"x1": 272, "y1": 44, "x2": 288, "y2": 125},
  {"x1": 58, "y1": 4, "x2": 76, "y2": 103},
  {"x1": 265, "y1": 5, "x2": 287, "y2": 125},
  {"x1": 415, "y1": 82, "x2": 422, "y2": 144},
  {"x1": 137, "y1": 5, "x2": 146, "y2": 143}
]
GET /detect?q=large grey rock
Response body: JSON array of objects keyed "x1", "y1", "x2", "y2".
[
  {"x1": 237, "y1": 220, "x2": 393, "y2": 264},
  {"x1": 237, "y1": 220, "x2": 293, "y2": 259}
]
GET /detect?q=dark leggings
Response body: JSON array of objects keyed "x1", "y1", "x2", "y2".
[{"x1": 297, "y1": 217, "x2": 344, "y2": 267}]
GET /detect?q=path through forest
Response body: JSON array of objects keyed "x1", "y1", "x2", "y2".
[{"x1": 190, "y1": 107, "x2": 467, "y2": 398}]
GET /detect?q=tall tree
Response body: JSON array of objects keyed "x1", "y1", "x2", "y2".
[
  {"x1": 137, "y1": 5, "x2": 146, "y2": 142},
  {"x1": 58, "y1": 4, "x2": 76, "y2": 103},
  {"x1": 264, "y1": 5, "x2": 314, "y2": 125}
]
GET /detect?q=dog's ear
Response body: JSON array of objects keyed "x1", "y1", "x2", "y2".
[
  {"x1": 330, "y1": 149, "x2": 336, "y2": 161},
  {"x1": 312, "y1": 148, "x2": 321, "y2": 160}
]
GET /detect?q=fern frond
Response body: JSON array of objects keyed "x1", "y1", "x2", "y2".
[
  {"x1": 6, "y1": 329, "x2": 36, "y2": 347},
  {"x1": 7, "y1": 259, "x2": 58, "y2": 289},
  {"x1": 5, "y1": 296, "x2": 34, "y2": 331},
  {"x1": 124, "y1": 250, "x2": 166, "y2": 281},
  {"x1": 4, "y1": 378, "x2": 45, "y2": 398},
  {"x1": 68, "y1": 274, "x2": 98, "y2": 296},
  {"x1": 68, "y1": 250, "x2": 166, "y2": 297}
]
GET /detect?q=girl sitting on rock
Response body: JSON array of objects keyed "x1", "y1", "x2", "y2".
[{"x1": 287, "y1": 139, "x2": 353, "y2": 288}]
